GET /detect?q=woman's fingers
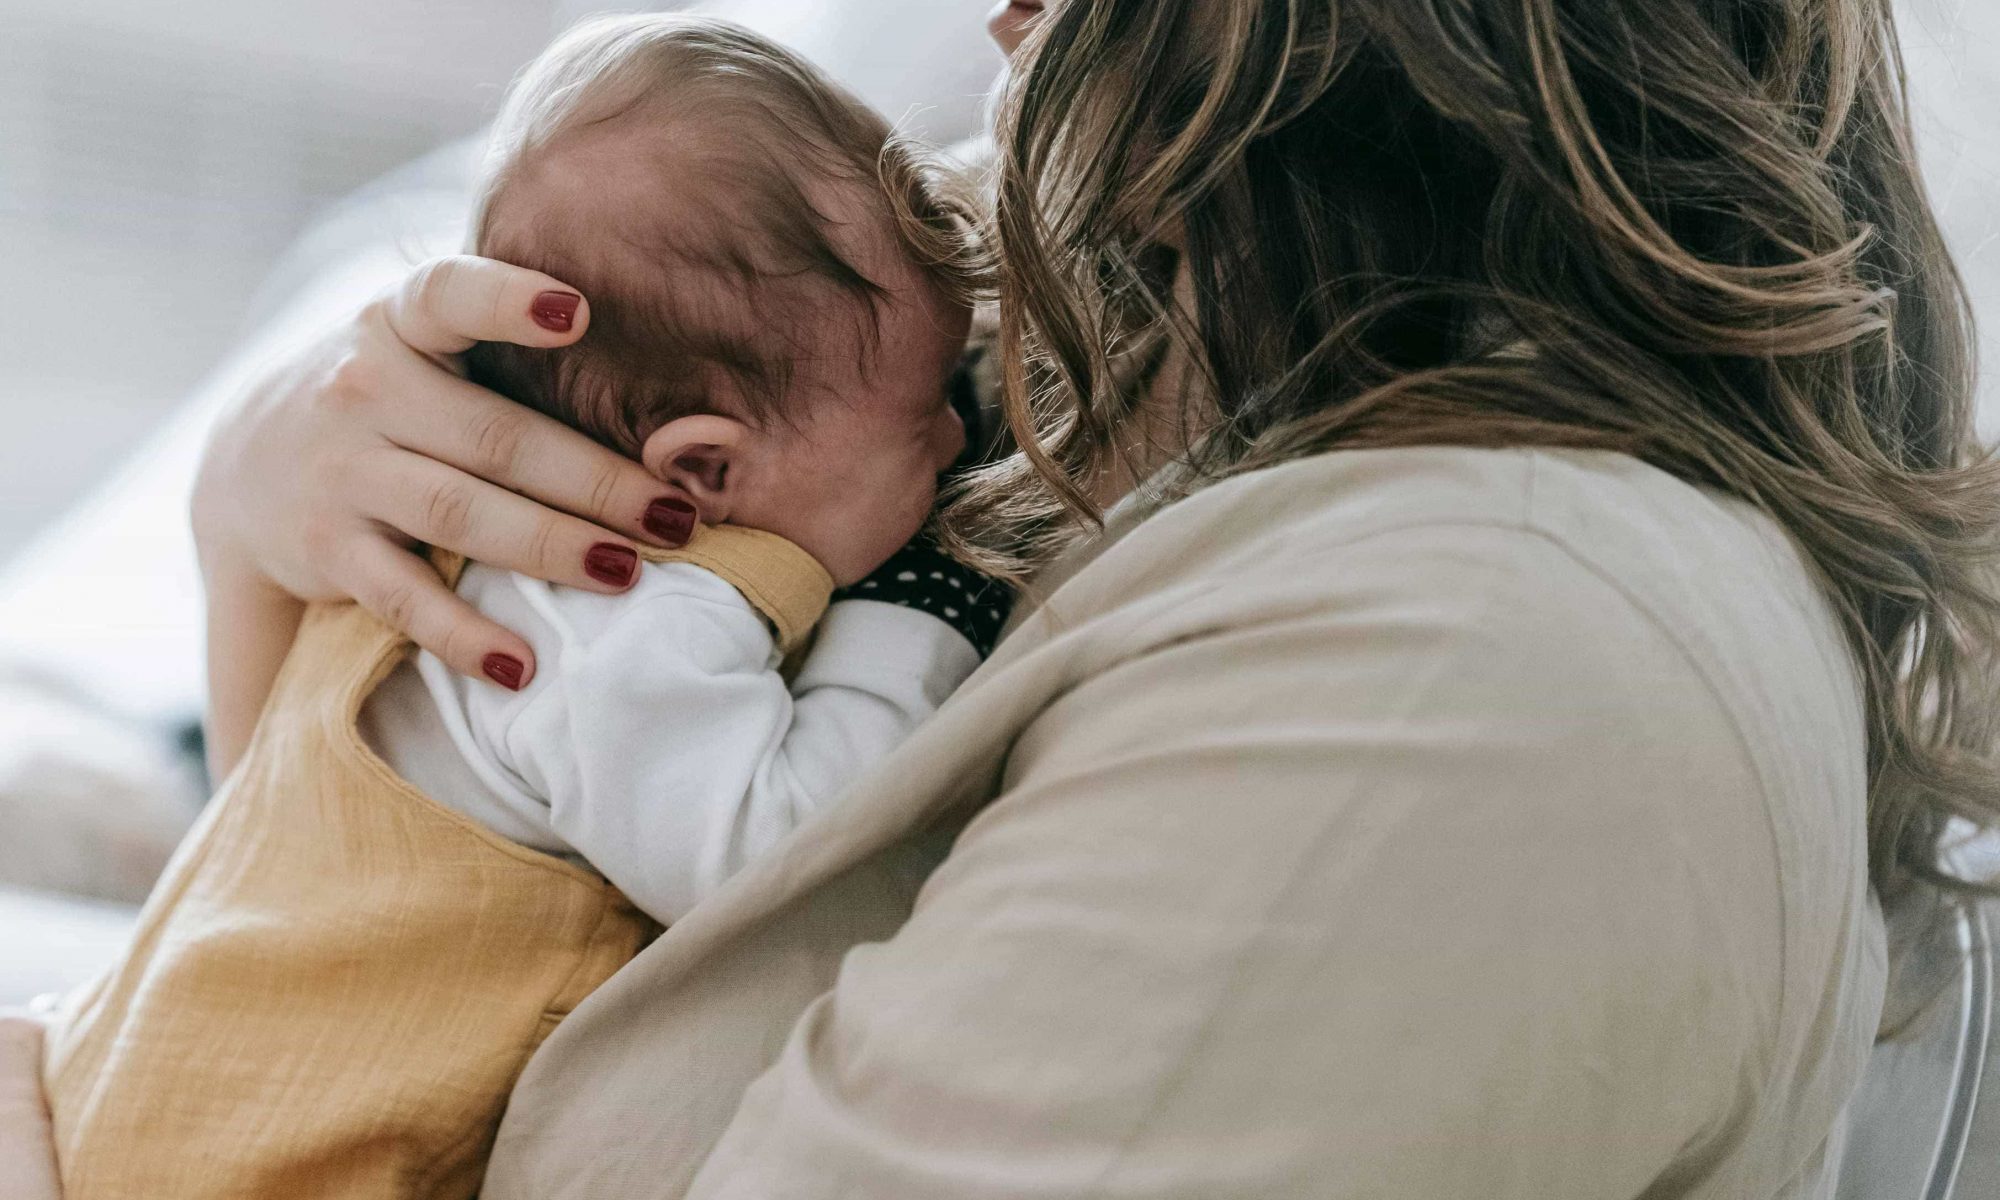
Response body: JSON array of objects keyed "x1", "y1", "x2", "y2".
[
  {"x1": 372, "y1": 359, "x2": 689, "y2": 548},
  {"x1": 191, "y1": 253, "x2": 691, "y2": 688},
  {"x1": 376, "y1": 255, "x2": 591, "y2": 357},
  {"x1": 350, "y1": 448, "x2": 647, "y2": 595},
  {"x1": 339, "y1": 537, "x2": 540, "y2": 691},
  {"x1": 0, "y1": 1012, "x2": 59, "y2": 1200}
]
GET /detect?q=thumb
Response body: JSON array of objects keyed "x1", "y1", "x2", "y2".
[{"x1": 377, "y1": 255, "x2": 591, "y2": 357}]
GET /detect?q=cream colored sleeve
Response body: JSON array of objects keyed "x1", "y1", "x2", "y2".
[{"x1": 687, "y1": 525, "x2": 1784, "y2": 1198}]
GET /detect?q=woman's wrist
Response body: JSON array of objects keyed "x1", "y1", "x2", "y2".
[
  {"x1": 191, "y1": 424, "x2": 268, "y2": 590},
  {"x1": 198, "y1": 538, "x2": 308, "y2": 781}
]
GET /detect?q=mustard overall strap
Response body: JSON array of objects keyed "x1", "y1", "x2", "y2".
[{"x1": 640, "y1": 524, "x2": 833, "y2": 654}]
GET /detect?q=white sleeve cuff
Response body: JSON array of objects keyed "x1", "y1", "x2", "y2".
[{"x1": 795, "y1": 599, "x2": 981, "y2": 706}]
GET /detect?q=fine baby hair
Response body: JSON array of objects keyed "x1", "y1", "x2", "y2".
[{"x1": 465, "y1": 13, "x2": 987, "y2": 459}]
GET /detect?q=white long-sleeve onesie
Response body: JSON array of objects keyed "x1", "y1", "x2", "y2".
[{"x1": 360, "y1": 559, "x2": 979, "y2": 925}]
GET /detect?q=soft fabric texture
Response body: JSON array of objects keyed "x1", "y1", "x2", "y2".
[
  {"x1": 40, "y1": 528, "x2": 836, "y2": 1199},
  {"x1": 483, "y1": 446, "x2": 1887, "y2": 1200},
  {"x1": 364, "y1": 555, "x2": 979, "y2": 924},
  {"x1": 619, "y1": 524, "x2": 834, "y2": 657}
]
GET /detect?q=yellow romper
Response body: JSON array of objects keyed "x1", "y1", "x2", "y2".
[{"x1": 43, "y1": 527, "x2": 833, "y2": 1199}]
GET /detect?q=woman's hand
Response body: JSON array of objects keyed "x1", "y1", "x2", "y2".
[
  {"x1": 193, "y1": 255, "x2": 691, "y2": 684},
  {"x1": 0, "y1": 1011, "x2": 57, "y2": 1200}
]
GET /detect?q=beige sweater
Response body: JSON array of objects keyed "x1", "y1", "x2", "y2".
[{"x1": 483, "y1": 446, "x2": 1886, "y2": 1200}]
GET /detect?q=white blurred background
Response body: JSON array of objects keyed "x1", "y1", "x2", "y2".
[
  {"x1": 0, "y1": 0, "x2": 557, "y2": 552},
  {"x1": 1906, "y1": 0, "x2": 2000, "y2": 428}
]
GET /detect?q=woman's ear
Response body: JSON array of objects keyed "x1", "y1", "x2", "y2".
[{"x1": 640, "y1": 414, "x2": 754, "y2": 526}]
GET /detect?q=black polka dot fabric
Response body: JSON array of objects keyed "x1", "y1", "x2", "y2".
[{"x1": 836, "y1": 535, "x2": 1013, "y2": 659}]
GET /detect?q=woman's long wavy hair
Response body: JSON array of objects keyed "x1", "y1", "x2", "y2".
[{"x1": 940, "y1": 0, "x2": 2000, "y2": 900}]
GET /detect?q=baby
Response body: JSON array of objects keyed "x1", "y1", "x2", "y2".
[{"x1": 40, "y1": 15, "x2": 1005, "y2": 1198}]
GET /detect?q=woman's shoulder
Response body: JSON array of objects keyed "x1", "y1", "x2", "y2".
[
  {"x1": 1038, "y1": 443, "x2": 1880, "y2": 1091},
  {"x1": 1119, "y1": 444, "x2": 1801, "y2": 581},
  {"x1": 1091, "y1": 446, "x2": 1856, "y2": 705},
  {"x1": 994, "y1": 446, "x2": 1879, "y2": 1166},
  {"x1": 1047, "y1": 443, "x2": 1869, "y2": 914}
]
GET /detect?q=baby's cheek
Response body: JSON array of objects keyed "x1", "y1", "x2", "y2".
[
  {"x1": 894, "y1": 485, "x2": 934, "y2": 545},
  {"x1": 889, "y1": 477, "x2": 937, "y2": 547}
]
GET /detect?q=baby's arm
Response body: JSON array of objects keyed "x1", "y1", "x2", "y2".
[
  {"x1": 499, "y1": 551, "x2": 999, "y2": 924},
  {"x1": 0, "y1": 1012, "x2": 59, "y2": 1200}
]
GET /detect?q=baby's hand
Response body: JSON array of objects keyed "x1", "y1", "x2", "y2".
[
  {"x1": 836, "y1": 533, "x2": 1013, "y2": 659},
  {"x1": 0, "y1": 1010, "x2": 60, "y2": 1200}
]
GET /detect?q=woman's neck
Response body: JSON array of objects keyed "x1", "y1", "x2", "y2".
[
  {"x1": 1087, "y1": 258, "x2": 1203, "y2": 512},
  {"x1": 1085, "y1": 363, "x2": 1189, "y2": 511}
]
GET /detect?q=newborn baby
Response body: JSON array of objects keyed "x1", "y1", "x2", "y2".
[
  {"x1": 41, "y1": 15, "x2": 1005, "y2": 1197},
  {"x1": 392, "y1": 12, "x2": 1003, "y2": 926}
]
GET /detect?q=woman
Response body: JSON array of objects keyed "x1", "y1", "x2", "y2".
[{"x1": 14, "y1": 0, "x2": 2000, "y2": 1194}]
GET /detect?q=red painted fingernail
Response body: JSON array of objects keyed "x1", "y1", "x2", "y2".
[
  {"x1": 584, "y1": 542, "x2": 639, "y2": 588},
  {"x1": 482, "y1": 653, "x2": 526, "y2": 691},
  {"x1": 530, "y1": 290, "x2": 581, "y2": 332},
  {"x1": 643, "y1": 497, "x2": 697, "y2": 546}
]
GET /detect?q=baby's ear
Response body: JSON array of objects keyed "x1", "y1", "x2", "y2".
[{"x1": 640, "y1": 414, "x2": 753, "y2": 526}]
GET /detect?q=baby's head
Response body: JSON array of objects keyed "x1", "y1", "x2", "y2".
[{"x1": 466, "y1": 16, "x2": 980, "y2": 584}]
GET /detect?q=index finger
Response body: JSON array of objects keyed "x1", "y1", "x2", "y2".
[
  {"x1": 378, "y1": 255, "x2": 592, "y2": 357},
  {"x1": 374, "y1": 355, "x2": 693, "y2": 549}
]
